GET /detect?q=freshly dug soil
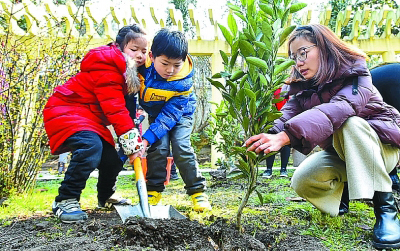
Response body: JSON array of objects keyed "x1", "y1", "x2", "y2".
[{"x1": 0, "y1": 209, "x2": 328, "y2": 250}]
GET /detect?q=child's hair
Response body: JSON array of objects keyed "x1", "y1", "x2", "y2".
[
  {"x1": 116, "y1": 24, "x2": 146, "y2": 51},
  {"x1": 137, "y1": 105, "x2": 143, "y2": 111},
  {"x1": 287, "y1": 24, "x2": 367, "y2": 85},
  {"x1": 151, "y1": 29, "x2": 188, "y2": 60}
]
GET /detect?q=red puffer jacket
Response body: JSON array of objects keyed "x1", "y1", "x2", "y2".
[
  {"x1": 271, "y1": 59, "x2": 400, "y2": 155},
  {"x1": 43, "y1": 44, "x2": 136, "y2": 155}
]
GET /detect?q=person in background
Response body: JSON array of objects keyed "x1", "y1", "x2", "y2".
[
  {"x1": 57, "y1": 152, "x2": 69, "y2": 175},
  {"x1": 128, "y1": 28, "x2": 211, "y2": 212},
  {"x1": 261, "y1": 87, "x2": 291, "y2": 178},
  {"x1": 244, "y1": 24, "x2": 400, "y2": 249},
  {"x1": 43, "y1": 24, "x2": 147, "y2": 223},
  {"x1": 370, "y1": 63, "x2": 400, "y2": 193}
]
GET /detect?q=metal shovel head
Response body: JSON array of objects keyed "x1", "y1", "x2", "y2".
[{"x1": 114, "y1": 204, "x2": 186, "y2": 223}]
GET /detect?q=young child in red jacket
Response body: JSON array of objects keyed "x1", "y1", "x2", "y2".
[{"x1": 43, "y1": 24, "x2": 147, "y2": 223}]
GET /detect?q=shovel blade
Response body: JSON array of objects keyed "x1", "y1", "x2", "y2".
[{"x1": 114, "y1": 204, "x2": 186, "y2": 223}]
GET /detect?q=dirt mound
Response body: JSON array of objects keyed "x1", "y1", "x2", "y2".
[
  {"x1": 0, "y1": 210, "x2": 327, "y2": 250},
  {"x1": 113, "y1": 217, "x2": 264, "y2": 250}
]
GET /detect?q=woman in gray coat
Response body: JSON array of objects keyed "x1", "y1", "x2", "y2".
[{"x1": 244, "y1": 24, "x2": 400, "y2": 249}]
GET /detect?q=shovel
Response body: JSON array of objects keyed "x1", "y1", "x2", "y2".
[{"x1": 114, "y1": 157, "x2": 186, "y2": 223}]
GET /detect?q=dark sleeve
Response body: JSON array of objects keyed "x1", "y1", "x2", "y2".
[
  {"x1": 371, "y1": 63, "x2": 400, "y2": 112},
  {"x1": 138, "y1": 115, "x2": 145, "y2": 123},
  {"x1": 125, "y1": 93, "x2": 137, "y2": 120}
]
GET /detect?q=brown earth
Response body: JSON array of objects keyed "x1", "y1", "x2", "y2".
[{"x1": 0, "y1": 208, "x2": 328, "y2": 250}]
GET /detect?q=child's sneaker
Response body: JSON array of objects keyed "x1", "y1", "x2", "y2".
[
  {"x1": 191, "y1": 192, "x2": 212, "y2": 212},
  {"x1": 148, "y1": 191, "x2": 162, "y2": 205},
  {"x1": 261, "y1": 169, "x2": 273, "y2": 179},
  {"x1": 170, "y1": 173, "x2": 180, "y2": 180},
  {"x1": 98, "y1": 194, "x2": 132, "y2": 209},
  {"x1": 52, "y1": 199, "x2": 88, "y2": 223},
  {"x1": 279, "y1": 170, "x2": 288, "y2": 177}
]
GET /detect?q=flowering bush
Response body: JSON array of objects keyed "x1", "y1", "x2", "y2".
[{"x1": 0, "y1": 23, "x2": 88, "y2": 197}]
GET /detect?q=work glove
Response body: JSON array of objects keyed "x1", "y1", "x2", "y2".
[{"x1": 118, "y1": 128, "x2": 143, "y2": 155}]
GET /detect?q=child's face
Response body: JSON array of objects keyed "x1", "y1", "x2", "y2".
[
  {"x1": 123, "y1": 36, "x2": 148, "y2": 67},
  {"x1": 149, "y1": 52, "x2": 184, "y2": 80}
]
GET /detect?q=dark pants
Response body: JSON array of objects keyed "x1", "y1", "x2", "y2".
[
  {"x1": 146, "y1": 115, "x2": 206, "y2": 195},
  {"x1": 266, "y1": 145, "x2": 291, "y2": 170},
  {"x1": 55, "y1": 131, "x2": 123, "y2": 203}
]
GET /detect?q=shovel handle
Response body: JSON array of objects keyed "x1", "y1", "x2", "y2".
[{"x1": 133, "y1": 157, "x2": 144, "y2": 182}]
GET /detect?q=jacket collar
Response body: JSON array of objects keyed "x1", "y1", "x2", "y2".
[{"x1": 144, "y1": 54, "x2": 194, "y2": 81}]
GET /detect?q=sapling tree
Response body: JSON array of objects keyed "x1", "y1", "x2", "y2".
[{"x1": 208, "y1": 0, "x2": 306, "y2": 230}]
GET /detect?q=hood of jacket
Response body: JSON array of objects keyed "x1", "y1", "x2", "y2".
[{"x1": 81, "y1": 43, "x2": 140, "y2": 95}]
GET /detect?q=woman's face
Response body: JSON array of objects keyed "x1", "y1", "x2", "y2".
[
  {"x1": 123, "y1": 36, "x2": 148, "y2": 67},
  {"x1": 289, "y1": 37, "x2": 319, "y2": 80}
]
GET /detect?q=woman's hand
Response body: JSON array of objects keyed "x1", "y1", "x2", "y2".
[
  {"x1": 244, "y1": 132, "x2": 290, "y2": 154},
  {"x1": 128, "y1": 139, "x2": 149, "y2": 164}
]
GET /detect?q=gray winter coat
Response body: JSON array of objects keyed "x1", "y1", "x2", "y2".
[{"x1": 270, "y1": 59, "x2": 400, "y2": 155}]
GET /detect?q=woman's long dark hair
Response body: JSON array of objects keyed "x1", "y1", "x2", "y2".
[{"x1": 287, "y1": 24, "x2": 367, "y2": 85}]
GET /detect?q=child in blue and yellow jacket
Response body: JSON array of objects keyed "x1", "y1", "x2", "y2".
[{"x1": 128, "y1": 28, "x2": 211, "y2": 212}]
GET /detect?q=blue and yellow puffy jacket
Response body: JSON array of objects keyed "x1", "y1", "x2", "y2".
[{"x1": 138, "y1": 55, "x2": 196, "y2": 144}]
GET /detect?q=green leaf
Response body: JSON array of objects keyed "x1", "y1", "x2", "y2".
[
  {"x1": 237, "y1": 88, "x2": 245, "y2": 104},
  {"x1": 289, "y1": 3, "x2": 307, "y2": 13},
  {"x1": 261, "y1": 21, "x2": 273, "y2": 39},
  {"x1": 229, "y1": 105, "x2": 238, "y2": 119},
  {"x1": 232, "y1": 146, "x2": 246, "y2": 153},
  {"x1": 227, "y1": 2, "x2": 242, "y2": 12},
  {"x1": 244, "y1": 88, "x2": 256, "y2": 100},
  {"x1": 243, "y1": 116, "x2": 250, "y2": 132},
  {"x1": 226, "y1": 80, "x2": 238, "y2": 93},
  {"x1": 246, "y1": 151, "x2": 257, "y2": 160},
  {"x1": 250, "y1": 99, "x2": 256, "y2": 117},
  {"x1": 279, "y1": 25, "x2": 296, "y2": 46},
  {"x1": 246, "y1": 57, "x2": 267, "y2": 69},
  {"x1": 239, "y1": 40, "x2": 255, "y2": 57},
  {"x1": 212, "y1": 73, "x2": 222, "y2": 78},
  {"x1": 255, "y1": 189, "x2": 264, "y2": 205},
  {"x1": 272, "y1": 97, "x2": 284, "y2": 103},
  {"x1": 253, "y1": 41, "x2": 267, "y2": 50},
  {"x1": 238, "y1": 158, "x2": 250, "y2": 175},
  {"x1": 230, "y1": 70, "x2": 246, "y2": 81},
  {"x1": 227, "y1": 13, "x2": 238, "y2": 36},
  {"x1": 259, "y1": 74, "x2": 267, "y2": 86},
  {"x1": 240, "y1": 74, "x2": 248, "y2": 88},
  {"x1": 266, "y1": 111, "x2": 283, "y2": 121},
  {"x1": 208, "y1": 78, "x2": 226, "y2": 90},
  {"x1": 230, "y1": 50, "x2": 239, "y2": 69},
  {"x1": 234, "y1": 12, "x2": 247, "y2": 22},
  {"x1": 284, "y1": 0, "x2": 290, "y2": 7},
  {"x1": 274, "y1": 59, "x2": 295, "y2": 75},
  {"x1": 216, "y1": 112, "x2": 228, "y2": 117},
  {"x1": 222, "y1": 92, "x2": 235, "y2": 105},
  {"x1": 218, "y1": 24, "x2": 233, "y2": 45},
  {"x1": 281, "y1": 9, "x2": 290, "y2": 26},
  {"x1": 219, "y1": 50, "x2": 228, "y2": 65},
  {"x1": 259, "y1": 3, "x2": 273, "y2": 17},
  {"x1": 243, "y1": 28, "x2": 255, "y2": 41}
]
